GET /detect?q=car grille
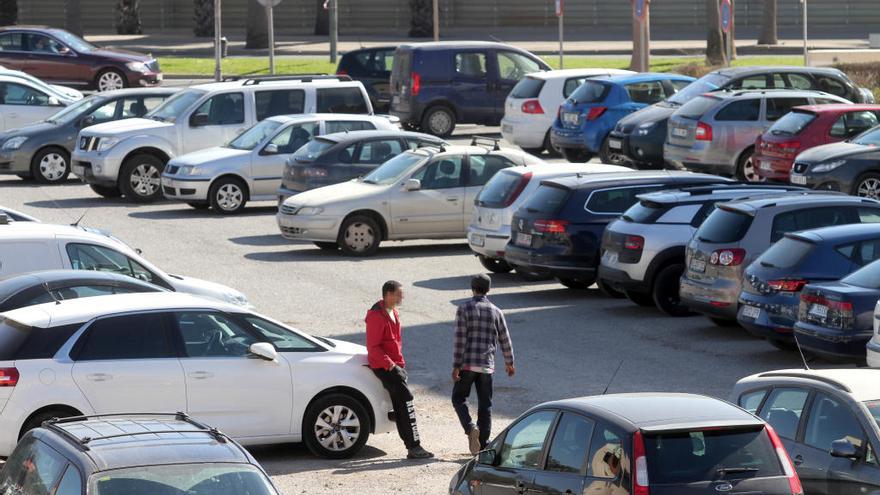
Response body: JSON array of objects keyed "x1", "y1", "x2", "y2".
[
  {"x1": 279, "y1": 204, "x2": 298, "y2": 215},
  {"x1": 280, "y1": 226, "x2": 304, "y2": 236},
  {"x1": 80, "y1": 136, "x2": 100, "y2": 151},
  {"x1": 166, "y1": 165, "x2": 179, "y2": 174},
  {"x1": 793, "y1": 162, "x2": 809, "y2": 174},
  {"x1": 163, "y1": 186, "x2": 176, "y2": 196}
]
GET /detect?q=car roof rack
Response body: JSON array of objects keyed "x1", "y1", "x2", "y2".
[
  {"x1": 676, "y1": 183, "x2": 808, "y2": 195},
  {"x1": 43, "y1": 412, "x2": 231, "y2": 451},
  {"x1": 416, "y1": 141, "x2": 446, "y2": 152},
  {"x1": 470, "y1": 136, "x2": 502, "y2": 151},
  {"x1": 236, "y1": 74, "x2": 353, "y2": 85},
  {"x1": 757, "y1": 371, "x2": 852, "y2": 393}
]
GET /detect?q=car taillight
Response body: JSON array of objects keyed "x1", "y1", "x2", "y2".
[
  {"x1": 709, "y1": 248, "x2": 746, "y2": 266},
  {"x1": 695, "y1": 121, "x2": 713, "y2": 141},
  {"x1": 503, "y1": 172, "x2": 533, "y2": 207},
  {"x1": 586, "y1": 106, "x2": 607, "y2": 121},
  {"x1": 534, "y1": 219, "x2": 569, "y2": 233},
  {"x1": 521, "y1": 99, "x2": 544, "y2": 114},
  {"x1": 336, "y1": 68, "x2": 348, "y2": 76},
  {"x1": 765, "y1": 424, "x2": 804, "y2": 495},
  {"x1": 776, "y1": 141, "x2": 802, "y2": 158},
  {"x1": 0, "y1": 367, "x2": 18, "y2": 387},
  {"x1": 633, "y1": 430, "x2": 649, "y2": 495},
  {"x1": 799, "y1": 292, "x2": 854, "y2": 329},
  {"x1": 768, "y1": 279, "x2": 808, "y2": 292},
  {"x1": 624, "y1": 235, "x2": 644, "y2": 251},
  {"x1": 301, "y1": 168, "x2": 328, "y2": 178},
  {"x1": 410, "y1": 72, "x2": 421, "y2": 96}
]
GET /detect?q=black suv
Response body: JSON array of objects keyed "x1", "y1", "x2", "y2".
[
  {"x1": 0, "y1": 413, "x2": 281, "y2": 495},
  {"x1": 609, "y1": 66, "x2": 873, "y2": 169},
  {"x1": 389, "y1": 41, "x2": 550, "y2": 137},
  {"x1": 336, "y1": 46, "x2": 396, "y2": 112},
  {"x1": 503, "y1": 171, "x2": 731, "y2": 290}
]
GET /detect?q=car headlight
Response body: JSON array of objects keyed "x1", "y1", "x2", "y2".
[
  {"x1": 179, "y1": 165, "x2": 206, "y2": 176},
  {"x1": 297, "y1": 206, "x2": 324, "y2": 216},
  {"x1": 223, "y1": 292, "x2": 250, "y2": 307},
  {"x1": 96, "y1": 137, "x2": 121, "y2": 152},
  {"x1": 126, "y1": 61, "x2": 149, "y2": 72},
  {"x1": 812, "y1": 160, "x2": 846, "y2": 173},
  {"x1": 1, "y1": 136, "x2": 27, "y2": 150},
  {"x1": 635, "y1": 122, "x2": 656, "y2": 136}
]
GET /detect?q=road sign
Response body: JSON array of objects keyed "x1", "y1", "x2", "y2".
[
  {"x1": 556, "y1": 0, "x2": 563, "y2": 17},
  {"x1": 633, "y1": 0, "x2": 647, "y2": 22},
  {"x1": 256, "y1": 0, "x2": 281, "y2": 7},
  {"x1": 720, "y1": 0, "x2": 732, "y2": 33}
]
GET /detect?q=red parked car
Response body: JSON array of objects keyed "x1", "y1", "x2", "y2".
[{"x1": 755, "y1": 104, "x2": 880, "y2": 181}]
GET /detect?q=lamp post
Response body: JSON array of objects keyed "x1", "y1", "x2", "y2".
[
  {"x1": 213, "y1": 0, "x2": 221, "y2": 81},
  {"x1": 802, "y1": 0, "x2": 809, "y2": 66}
]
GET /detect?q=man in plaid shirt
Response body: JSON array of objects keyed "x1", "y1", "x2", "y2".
[{"x1": 451, "y1": 274, "x2": 515, "y2": 455}]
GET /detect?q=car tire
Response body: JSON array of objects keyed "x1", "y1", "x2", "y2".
[
  {"x1": 561, "y1": 149, "x2": 594, "y2": 163},
  {"x1": 421, "y1": 106, "x2": 456, "y2": 138},
  {"x1": 16, "y1": 172, "x2": 32, "y2": 180},
  {"x1": 20, "y1": 409, "x2": 78, "y2": 440},
  {"x1": 514, "y1": 266, "x2": 552, "y2": 281},
  {"x1": 625, "y1": 290, "x2": 655, "y2": 307},
  {"x1": 30, "y1": 147, "x2": 70, "y2": 184},
  {"x1": 187, "y1": 202, "x2": 210, "y2": 209},
  {"x1": 120, "y1": 153, "x2": 165, "y2": 203},
  {"x1": 338, "y1": 214, "x2": 382, "y2": 256},
  {"x1": 709, "y1": 317, "x2": 739, "y2": 327},
  {"x1": 95, "y1": 68, "x2": 128, "y2": 92},
  {"x1": 303, "y1": 393, "x2": 371, "y2": 459},
  {"x1": 478, "y1": 255, "x2": 513, "y2": 273},
  {"x1": 543, "y1": 131, "x2": 561, "y2": 158},
  {"x1": 652, "y1": 263, "x2": 695, "y2": 317},
  {"x1": 735, "y1": 147, "x2": 764, "y2": 183},
  {"x1": 557, "y1": 276, "x2": 596, "y2": 290},
  {"x1": 209, "y1": 177, "x2": 249, "y2": 214},
  {"x1": 598, "y1": 136, "x2": 625, "y2": 165},
  {"x1": 597, "y1": 278, "x2": 625, "y2": 298},
  {"x1": 89, "y1": 184, "x2": 123, "y2": 198},
  {"x1": 314, "y1": 241, "x2": 339, "y2": 251},
  {"x1": 852, "y1": 172, "x2": 880, "y2": 199}
]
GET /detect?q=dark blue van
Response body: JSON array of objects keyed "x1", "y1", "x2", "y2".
[{"x1": 389, "y1": 41, "x2": 550, "y2": 137}]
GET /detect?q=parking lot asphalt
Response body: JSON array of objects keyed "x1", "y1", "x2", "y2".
[{"x1": 0, "y1": 127, "x2": 812, "y2": 494}]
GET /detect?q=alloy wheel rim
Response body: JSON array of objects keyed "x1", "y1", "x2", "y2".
[
  {"x1": 429, "y1": 111, "x2": 452, "y2": 135},
  {"x1": 742, "y1": 156, "x2": 765, "y2": 183},
  {"x1": 130, "y1": 163, "x2": 160, "y2": 196},
  {"x1": 858, "y1": 178, "x2": 880, "y2": 199},
  {"x1": 39, "y1": 153, "x2": 67, "y2": 181},
  {"x1": 98, "y1": 72, "x2": 124, "y2": 91},
  {"x1": 314, "y1": 405, "x2": 360, "y2": 451},
  {"x1": 344, "y1": 222, "x2": 375, "y2": 252},
  {"x1": 216, "y1": 183, "x2": 244, "y2": 211}
]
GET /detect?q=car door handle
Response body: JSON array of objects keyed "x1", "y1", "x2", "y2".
[
  {"x1": 189, "y1": 371, "x2": 215, "y2": 380},
  {"x1": 86, "y1": 373, "x2": 112, "y2": 382},
  {"x1": 446, "y1": 197, "x2": 460, "y2": 202},
  {"x1": 793, "y1": 454, "x2": 804, "y2": 466}
]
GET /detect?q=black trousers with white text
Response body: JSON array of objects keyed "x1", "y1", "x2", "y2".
[{"x1": 372, "y1": 368, "x2": 421, "y2": 449}]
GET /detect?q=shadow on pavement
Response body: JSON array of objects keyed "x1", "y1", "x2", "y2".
[
  {"x1": 229, "y1": 234, "x2": 308, "y2": 247},
  {"x1": 0, "y1": 178, "x2": 83, "y2": 188},
  {"x1": 129, "y1": 206, "x2": 278, "y2": 220},
  {"x1": 413, "y1": 272, "x2": 546, "y2": 291},
  {"x1": 245, "y1": 242, "x2": 471, "y2": 263},
  {"x1": 25, "y1": 197, "x2": 133, "y2": 209}
]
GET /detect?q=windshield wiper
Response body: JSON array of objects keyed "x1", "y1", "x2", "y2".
[
  {"x1": 716, "y1": 467, "x2": 759, "y2": 477},
  {"x1": 314, "y1": 336, "x2": 336, "y2": 348},
  {"x1": 760, "y1": 261, "x2": 776, "y2": 268},
  {"x1": 362, "y1": 179, "x2": 377, "y2": 184},
  {"x1": 621, "y1": 214, "x2": 634, "y2": 222},
  {"x1": 150, "y1": 115, "x2": 165, "y2": 122}
]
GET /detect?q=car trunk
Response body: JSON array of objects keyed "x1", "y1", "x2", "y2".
[
  {"x1": 474, "y1": 170, "x2": 533, "y2": 233},
  {"x1": 686, "y1": 207, "x2": 754, "y2": 285},
  {"x1": 668, "y1": 95, "x2": 720, "y2": 148},
  {"x1": 389, "y1": 48, "x2": 413, "y2": 112},
  {"x1": 510, "y1": 184, "x2": 572, "y2": 251},
  {"x1": 505, "y1": 77, "x2": 545, "y2": 120},
  {"x1": 560, "y1": 80, "x2": 610, "y2": 130},
  {"x1": 741, "y1": 236, "x2": 818, "y2": 297}
]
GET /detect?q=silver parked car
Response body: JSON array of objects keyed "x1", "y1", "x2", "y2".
[
  {"x1": 679, "y1": 192, "x2": 880, "y2": 326},
  {"x1": 665, "y1": 89, "x2": 850, "y2": 182}
]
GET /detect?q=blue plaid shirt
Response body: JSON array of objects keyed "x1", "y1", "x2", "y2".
[{"x1": 453, "y1": 295, "x2": 514, "y2": 373}]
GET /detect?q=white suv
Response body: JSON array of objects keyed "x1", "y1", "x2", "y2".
[
  {"x1": 71, "y1": 75, "x2": 373, "y2": 202},
  {"x1": 0, "y1": 292, "x2": 394, "y2": 459},
  {"x1": 0, "y1": 221, "x2": 251, "y2": 307}
]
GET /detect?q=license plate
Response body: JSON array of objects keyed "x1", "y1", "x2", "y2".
[
  {"x1": 502, "y1": 124, "x2": 513, "y2": 134},
  {"x1": 809, "y1": 304, "x2": 828, "y2": 318},
  {"x1": 470, "y1": 233, "x2": 485, "y2": 247},
  {"x1": 760, "y1": 160, "x2": 773, "y2": 171},
  {"x1": 672, "y1": 127, "x2": 688, "y2": 138},
  {"x1": 791, "y1": 174, "x2": 807, "y2": 185},
  {"x1": 563, "y1": 112, "x2": 579, "y2": 125},
  {"x1": 516, "y1": 233, "x2": 532, "y2": 247},
  {"x1": 608, "y1": 139, "x2": 622, "y2": 150},
  {"x1": 742, "y1": 305, "x2": 761, "y2": 319},
  {"x1": 156, "y1": 73, "x2": 163, "y2": 81},
  {"x1": 690, "y1": 258, "x2": 707, "y2": 273},
  {"x1": 602, "y1": 251, "x2": 619, "y2": 266}
]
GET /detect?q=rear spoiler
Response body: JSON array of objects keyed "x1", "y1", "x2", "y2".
[{"x1": 639, "y1": 419, "x2": 765, "y2": 433}]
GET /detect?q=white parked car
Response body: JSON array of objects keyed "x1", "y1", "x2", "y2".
[
  {"x1": 0, "y1": 73, "x2": 79, "y2": 132},
  {"x1": 468, "y1": 162, "x2": 631, "y2": 273},
  {"x1": 0, "y1": 65, "x2": 83, "y2": 102},
  {"x1": 162, "y1": 113, "x2": 398, "y2": 214},
  {"x1": 72, "y1": 75, "x2": 374, "y2": 202},
  {"x1": 0, "y1": 292, "x2": 394, "y2": 459},
  {"x1": 0, "y1": 205, "x2": 39, "y2": 222},
  {"x1": 0, "y1": 221, "x2": 251, "y2": 307},
  {"x1": 277, "y1": 140, "x2": 544, "y2": 255},
  {"x1": 500, "y1": 68, "x2": 634, "y2": 154}
]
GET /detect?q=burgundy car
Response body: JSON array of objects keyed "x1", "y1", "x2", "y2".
[
  {"x1": 0, "y1": 26, "x2": 162, "y2": 92},
  {"x1": 755, "y1": 104, "x2": 880, "y2": 181}
]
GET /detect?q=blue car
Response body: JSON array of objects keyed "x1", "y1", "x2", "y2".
[
  {"x1": 794, "y1": 259, "x2": 880, "y2": 364},
  {"x1": 550, "y1": 73, "x2": 695, "y2": 163},
  {"x1": 739, "y1": 223, "x2": 880, "y2": 350}
]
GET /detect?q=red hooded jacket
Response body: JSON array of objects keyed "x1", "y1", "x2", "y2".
[{"x1": 365, "y1": 300, "x2": 405, "y2": 370}]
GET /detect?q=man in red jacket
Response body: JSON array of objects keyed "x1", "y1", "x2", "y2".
[{"x1": 366, "y1": 280, "x2": 434, "y2": 460}]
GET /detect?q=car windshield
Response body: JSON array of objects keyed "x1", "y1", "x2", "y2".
[
  {"x1": 46, "y1": 95, "x2": 98, "y2": 123},
  {"x1": 769, "y1": 110, "x2": 817, "y2": 137},
  {"x1": 227, "y1": 120, "x2": 283, "y2": 150},
  {"x1": 147, "y1": 89, "x2": 206, "y2": 122},
  {"x1": 293, "y1": 138, "x2": 336, "y2": 162},
  {"x1": 842, "y1": 259, "x2": 880, "y2": 289},
  {"x1": 864, "y1": 400, "x2": 880, "y2": 428},
  {"x1": 50, "y1": 29, "x2": 98, "y2": 52},
  {"x1": 852, "y1": 126, "x2": 880, "y2": 146},
  {"x1": 361, "y1": 152, "x2": 425, "y2": 185},
  {"x1": 90, "y1": 463, "x2": 278, "y2": 495},
  {"x1": 667, "y1": 73, "x2": 730, "y2": 105}
]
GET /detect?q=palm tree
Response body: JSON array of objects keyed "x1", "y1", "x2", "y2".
[
  {"x1": 758, "y1": 0, "x2": 778, "y2": 45},
  {"x1": 706, "y1": 0, "x2": 726, "y2": 66},
  {"x1": 65, "y1": 0, "x2": 82, "y2": 36},
  {"x1": 193, "y1": 0, "x2": 214, "y2": 37},
  {"x1": 115, "y1": 0, "x2": 142, "y2": 34},
  {"x1": 409, "y1": 0, "x2": 432, "y2": 38},
  {"x1": 0, "y1": 0, "x2": 18, "y2": 26},
  {"x1": 245, "y1": 0, "x2": 268, "y2": 49}
]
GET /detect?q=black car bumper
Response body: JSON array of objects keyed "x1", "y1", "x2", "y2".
[
  {"x1": 504, "y1": 243, "x2": 597, "y2": 279},
  {"x1": 598, "y1": 264, "x2": 649, "y2": 292},
  {"x1": 609, "y1": 129, "x2": 665, "y2": 168}
]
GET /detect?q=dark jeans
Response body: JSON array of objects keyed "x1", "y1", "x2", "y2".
[
  {"x1": 451, "y1": 370, "x2": 493, "y2": 449},
  {"x1": 372, "y1": 368, "x2": 421, "y2": 449}
]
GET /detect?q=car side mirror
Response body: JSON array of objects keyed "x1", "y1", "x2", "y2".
[
  {"x1": 403, "y1": 178, "x2": 421, "y2": 191},
  {"x1": 248, "y1": 342, "x2": 277, "y2": 361},
  {"x1": 59, "y1": 46, "x2": 71, "y2": 55},
  {"x1": 830, "y1": 439, "x2": 861, "y2": 460},
  {"x1": 477, "y1": 448, "x2": 497, "y2": 465},
  {"x1": 48, "y1": 96, "x2": 62, "y2": 107},
  {"x1": 190, "y1": 113, "x2": 209, "y2": 127},
  {"x1": 262, "y1": 143, "x2": 279, "y2": 155},
  {"x1": 80, "y1": 115, "x2": 96, "y2": 128}
]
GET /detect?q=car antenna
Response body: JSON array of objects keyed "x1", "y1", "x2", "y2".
[
  {"x1": 70, "y1": 209, "x2": 90, "y2": 228},
  {"x1": 791, "y1": 330, "x2": 811, "y2": 370},
  {"x1": 42, "y1": 282, "x2": 62, "y2": 305},
  {"x1": 602, "y1": 360, "x2": 624, "y2": 395}
]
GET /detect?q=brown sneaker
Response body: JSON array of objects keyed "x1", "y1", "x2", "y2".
[
  {"x1": 468, "y1": 427, "x2": 481, "y2": 455},
  {"x1": 407, "y1": 445, "x2": 434, "y2": 459}
]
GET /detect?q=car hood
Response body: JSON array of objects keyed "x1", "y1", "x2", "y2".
[
  {"x1": 284, "y1": 179, "x2": 386, "y2": 207},
  {"x1": 50, "y1": 84, "x2": 83, "y2": 101},
  {"x1": 796, "y1": 142, "x2": 875, "y2": 163},
  {"x1": 167, "y1": 274, "x2": 252, "y2": 309},
  {"x1": 90, "y1": 47, "x2": 153, "y2": 63},
  {"x1": 616, "y1": 103, "x2": 675, "y2": 131},
  {"x1": 169, "y1": 146, "x2": 249, "y2": 167},
  {"x1": 82, "y1": 117, "x2": 172, "y2": 137},
  {"x1": 0, "y1": 120, "x2": 60, "y2": 139},
  {"x1": 323, "y1": 338, "x2": 368, "y2": 357}
]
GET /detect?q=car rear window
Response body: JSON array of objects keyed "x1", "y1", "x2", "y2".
[
  {"x1": 292, "y1": 138, "x2": 336, "y2": 162},
  {"x1": 510, "y1": 77, "x2": 544, "y2": 99},
  {"x1": 842, "y1": 260, "x2": 880, "y2": 289},
  {"x1": 768, "y1": 110, "x2": 817, "y2": 137},
  {"x1": 753, "y1": 236, "x2": 815, "y2": 269},
  {"x1": 523, "y1": 184, "x2": 570, "y2": 215},
  {"x1": 696, "y1": 208, "x2": 754, "y2": 243},
  {"x1": 476, "y1": 170, "x2": 525, "y2": 208},
  {"x1": 645, "y1": 427, "x2": 783, "y2": 485},
  {"x1": 622, "y1": 200, "x2": 669, "y2": 224},
  {"x1": 676, "y1": 95, "x2": 720, "y2": 120},
  {"x1": 0, "y1": 318, "x2": 81, "y2": 360},
  {"x1": 316, "y1": 87, "x2": 368, "y2": 114},
  {"x1": 569, "y1": 81, "x2": 609, "y2": 104}
]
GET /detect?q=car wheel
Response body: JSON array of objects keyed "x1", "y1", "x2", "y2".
[
  {"x1": 187, "y1": 202, "x2": 210, "y2": 209},
  {"x1": 95, "y1": 68, "x2": 128, "y2": 91},
  {"x1": 338, "y1": 215, "x2": 381, "y2": 256},
  {"x1": 625, "y1": 290, "x2": 655, "y2": 307},
  {"x1": 652, "y1": 263, "x2": 695, "y2": 317},
  {"x1": 89, "y1": 184, "x2": 123, "y2": 198},
  {"x1": 853, "y1": 173, "x2": 880, "y2": 199},
  {"x1": 543, "y1": 130, "x2": 561, "y2": 158},
  {"x1": 209, "y1": 177, "x2": 248, "y2": 214},
  {"x1": 16, "y1": 172, "x2": 32, "y2": 180},
  {"x1": 314, "y1": 241, "x2": 339, "y2": 250},
  {"x1": 735, "y1": 147, "x2": 764, "y2": 183},
  {"x1": 478, "y1": 255, "x2": 513, "y2": 273},
  {"x1": 20, "y1": 409, "x2": 78, "y2": 440},
  {"x1": 421, "y1": 106, "x2": 456, "y2": 138},
  {"x1": 514, "y1": 266, "x2": 552, "y2": 281},
  {"x1": 597, "y1": 278, "x2": 625, "y2": 298},
  {"x1": 598, "y1": 137, "x2": 625, "y2": 165},
  {"x1": 30, "y1": 147, "x2": 70, "y2": 184},
  {"x1": 303, "y1": 393, "x2": 371, "y2": 459},
  {"x1": 557, "y1": 276, "x2": 596, "y2": 290},
  {"x1": 561, "y1": 148, "x2": 594, "y2": 163},
  {"x1": 120, "y1": 153, "x2": 165, "y2": 203},
  {"x1": 709, "y1": 317, "x2": 739, "y2": 327}
]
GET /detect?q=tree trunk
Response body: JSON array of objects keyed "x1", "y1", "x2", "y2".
[
  {"x1": 65, "y1": 0, "x2": 83, "y2": 36},
  {"x1": 245, "y1": 0, "x2": 268, "y2": 49},
  {"x1": 314, "y1": 0, "x2": 329, "y2": 36},
  {"x1": 758, "y1": 0, "x2": 778, "y2": 45},
  {"x1": 0, "y1": 0, "x2": 17, "y2": 26},
  {"x1": 115, "y1": 0, "x2": 142, "y2": 34},
  {"x1": 193, "y1": 0, "x2": 214, "y2": 37},
  {"x1": 409, "y1": 0, "x2": 433, "y2": 38},
  {"x1": 629, "y1": 16, "x2": 640, "y2": 71},
  {"x1": 706, "y1": 0, "x2": 726, "y2": 66}
]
